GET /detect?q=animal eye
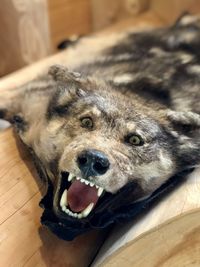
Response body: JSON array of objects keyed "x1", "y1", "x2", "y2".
[
  {"x1": 80, "y1": 117, "x2": 93, "y2": 129},
  {"x1": 125, "y1": 134, "x2": 144, "y2": 146}
]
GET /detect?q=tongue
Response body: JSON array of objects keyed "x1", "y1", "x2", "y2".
[{"x1": 67, "y1": 180, "x2": 99, "y2": 212}]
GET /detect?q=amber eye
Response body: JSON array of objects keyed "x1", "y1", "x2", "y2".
[
  {"x1": 80, "y1": 117, "x2": 93, "y2": 129},
  {"x1": 126, "y1": 134, "x2": 144, "y2": 146}
]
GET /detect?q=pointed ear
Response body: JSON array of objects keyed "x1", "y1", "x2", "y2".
[{"x1": 48, "y1": 65, "x2": 82, "y2": 83}]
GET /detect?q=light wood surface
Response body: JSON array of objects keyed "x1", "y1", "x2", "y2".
[
  {"x1": 91, "y1": 0, "x2": 150, "y2": 31},
  {"x1": 98, "y1": 208, "x2": 200, "y2": 267},
  {"x1": 0, "y1": 129, "x2": 106, "y2": 267},
  {"x1": 0, "y1": 0, "x2": 51, "y2": 77},
  {"x1": 48, "y1": 0, "x2": 92, "y2": 51},
  {"x1": 151, "y1": 0, "x2": 200, "y2": 23},
  {"x1": 92, "y1": 167, "x2": 200, "y2": 266},
  {"x1": 0, "y1": 11, "x2": 165, "y2": 93}
]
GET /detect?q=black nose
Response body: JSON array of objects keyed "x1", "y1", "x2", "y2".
[{"x1": 77, "y1": 150, "x2": 110, "y2": 177}]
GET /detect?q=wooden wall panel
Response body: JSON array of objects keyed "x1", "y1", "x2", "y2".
[
  {"x1": 91, "y1": 0, "x2": 149, "y2": 31},
  {"x1": 0, "y1": 0, "x2": 51, "y2": 77},
  {"x1": 151, "y1": 0, "x2": 200, "y2": 23},
  {"x1": 48, "y1": 0, "x2": 92, "y2": 51}
]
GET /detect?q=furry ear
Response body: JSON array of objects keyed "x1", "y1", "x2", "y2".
[{"x1": 48, "y1": 65, "x2": 82, "y2": 83}]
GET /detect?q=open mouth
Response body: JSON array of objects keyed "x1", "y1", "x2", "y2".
[{"x1": 58, "y1": 172, "x2": 105, "y2": 219}]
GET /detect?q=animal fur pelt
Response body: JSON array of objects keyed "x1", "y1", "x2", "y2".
[{"x1": 0, "y1": 14, "x2": 200, "y2": 240}]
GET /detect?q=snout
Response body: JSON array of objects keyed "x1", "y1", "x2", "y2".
[{"x1": 77, "y1": 149, "x2": 110, "y2": 178}]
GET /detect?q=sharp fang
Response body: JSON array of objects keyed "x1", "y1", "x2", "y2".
[
  {"x1": 82, "y1": 203, "x2": 94, "y2": 217},
  {"x1": 62, "y1": 206, "x2": 67, "y2": 212},
  {"x1": 60, "y1": 189, "x2": 67, "y2": 207},
  {"x1": 97, "y1": 187, "x2": 104, "y2": 197},
  {"x1": 68, "y1": 173, "x2": 74, "y2": 182}
]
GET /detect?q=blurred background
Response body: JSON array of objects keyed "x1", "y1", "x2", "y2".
[{"x1": 1, "y1": 0, "x2": 200, "y2": 78}]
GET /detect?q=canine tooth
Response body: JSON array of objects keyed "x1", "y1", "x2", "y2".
[
  {"x1": 76, "y1": 177, "x2": 80, "y2": 180},
  {"x1": 61, "y1": 206, "x2": 66, "y2": 212},
  {"x1": 97, "y1": 187, "x2": 104, "y2": 197},
  {"x1": 82, "y1": 203, "x2": 94, "y2": 217},
  {"x1": 60, "y1": 189, "x2": 67, "y2": 207},
  {"x1": 68, "y1": 173, "x2": 74, "y2": 182}
]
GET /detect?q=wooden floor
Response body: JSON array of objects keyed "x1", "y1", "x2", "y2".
[{"x1": 0, "y1": 128, "x2": 106, "y2": 267}]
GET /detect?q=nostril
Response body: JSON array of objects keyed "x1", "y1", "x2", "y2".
[
  {"x1": 78, "y1": 155, "x2": 88, "y2": 166},
  {"x1": 93, "y1": 161, "x2": 109, "y2": 175},
  {"x1": 77, "y1": 150, "x2": 110, "y2": 177}
]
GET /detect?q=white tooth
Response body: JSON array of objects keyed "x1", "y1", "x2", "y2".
[
  {"x1": 89, "y1": 182, "x2": 94, "y2": 187},
  {"x1": 78, "y1": 214, "x2": 83, "y2": 219},
  {"x1": 82, "y1": 203, "x2": 94, "y2": 217},
  {"x1": 76, "y1": 177, "x2": 80, "y2": 180},
  {"x1": 80, "y1": 178, "x2": 85, "y2": 183},
  {"x1": 68, "y1": 173, "x2": 74, "y2": 182},
  {"x1": 97, "y1": 187, "x2": 104, "y2": 197},
  {"x1": 61, "y1": 206, "x2": 66, "y2": 212},
  {"x1": 95, "y1": 185, "x2": 99, "y2": 189},
  {"x1": 60, "y1": 189, "x2": 67, "y2": 207},
  {"x1": 84, "y1": 180, "x2": 89, "y2": 185}
]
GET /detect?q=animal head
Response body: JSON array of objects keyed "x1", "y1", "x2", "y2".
[{"x1": 1, "y1": 65, "x2": 199, "y2": 221}]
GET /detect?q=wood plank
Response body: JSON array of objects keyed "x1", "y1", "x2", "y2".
[
  {"x1": 151, "y1": 0, "x2": 200, "y2": 23},
  {"x1": 91, "y1": 0, "x2": 150, "y2": 31},
  {"x1": 48, "y1": 0, "x2": 92, "y2": 51},
  {"x1": 0, "y1": 0, "x2": 51, "y2": 77},
  {"x1": 99, "y1": 209, "x2": 200, "y2": 267}
]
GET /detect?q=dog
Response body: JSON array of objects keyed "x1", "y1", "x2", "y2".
[{"x1": 0, "y1": 14, "x2": 200, "y2": 236}]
